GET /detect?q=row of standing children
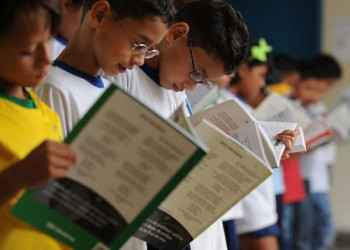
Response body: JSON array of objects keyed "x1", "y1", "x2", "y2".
[{"x1": 0, "y1": 0, "x2": 300, "y2": 249}]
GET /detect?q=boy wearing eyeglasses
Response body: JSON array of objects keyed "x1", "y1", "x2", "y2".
[
  {"x1": 110, "y1": 1, "x2": 249, "y2": 249},
  {"x1": 114, "y1": 0, "x2": 248, "y2": 120},
  {"x1": 35, "y1": 0, "x2": 175, "y2": 137}
]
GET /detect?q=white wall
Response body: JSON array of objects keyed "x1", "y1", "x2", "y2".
[{"x1": 323, "y1": 0, "x2": 350, "y2": 233}]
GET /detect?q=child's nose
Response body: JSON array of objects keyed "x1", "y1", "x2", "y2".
[
  {"x1": 37, "y1": 42, "x2": 52, "y2": 67},
  {"x1": 184, "y1": 80, "x2": 197, "y2": 91},
  {"x1": 131, "y1": 53, "x2": 145, "y2": 67}
]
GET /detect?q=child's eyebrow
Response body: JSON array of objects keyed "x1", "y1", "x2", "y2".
[{"x1": 135, "y1": 34, "x2": 153, "y2": 45}]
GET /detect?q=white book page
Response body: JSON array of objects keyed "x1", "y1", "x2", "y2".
[
  {"x1": 231, "y1": 120, "x2": 268, "y2": 163},
  {"x1": 326, "y1": 103, "x2": 350, "y2": 140},
  {"x1": 67, "y1": 90, "x2": 204, "y2": 223},
  {"x1": 304, "y1": 116, "x2": 332, "y2": 148},
  {"x1": 189, "y1": 99, "x2": 255, "y2": 133},
  {"x1": 254, "y1": 93, "x2": 311, "y2": 129},
  {"x1": 266, "y1": 109, "x2": 306, "y2": 153},
  {"x1": 158, "y1": 120, "x2": 271, "y2": 239}
]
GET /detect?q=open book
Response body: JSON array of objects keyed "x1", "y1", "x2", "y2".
[
  {"x1": 253, "y1": 93, "x2": 335, "y2": 149},
  {"x1": 326, "y1": 102, "x2": 350, "y2": 142},
  {"x1": 256, "y1": 108, "x2": 306, "y2": 153},
  {"x1": 188, "y1": 99, "x2": 297, "y2": 168},
  {"x1": 11, "y1": 85, "x2": 207, "y2": 250},
  {"x1": 134, "y1": 119, "x2": 272, "y2": 249}
]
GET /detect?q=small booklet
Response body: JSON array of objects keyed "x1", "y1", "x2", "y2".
[
  {"x1": 134, "y1": 120, "x2": 272, "y2": 249},
  {"x1": 188, "y1": 99, "x2": 297, "y2": 168},
  {"x1": 304, "y1": 115, "x2": 332, "y2": 148},
  {"x1": 11, "y1": 84, "x2": 207, "y2": 250},
  {"x1": 326, "y1": 102, "x2": 350, "y2": 142}
]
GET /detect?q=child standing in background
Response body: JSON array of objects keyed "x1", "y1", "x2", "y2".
[
  {"x1": 0, "y1": 1, "x2": 77, "y2": 249},
  {"x1": 53, "y1": 0, "x2": 84, "y2": 59},
  {"x1": 113, "y1": 1, "x2": 249, "y2": 249},
  {"x1": 224, "y1": 38, "x2": 298, "y2": 250}
]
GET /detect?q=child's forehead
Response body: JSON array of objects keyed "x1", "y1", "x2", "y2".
[
  {"x1": 9, "y1": 10, "x2": 50, "y2": 35},
  {"x1": 1, "y1": 11, "x2": 51, "y2": 44}
]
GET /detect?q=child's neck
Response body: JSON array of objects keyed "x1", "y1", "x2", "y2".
[
  {"x1": 0, "y1": 81, "x2": 26, "y2": 99},
  {"x1": 145, "y1": 55, "x2": 160, "y2": 72},
  {"x1": 56, "y1": 28, "x2": 99, "y2": 77}
]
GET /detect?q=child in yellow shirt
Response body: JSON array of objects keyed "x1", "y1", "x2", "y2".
[{"x1": 0, "y1": 1, "x2": 77, "y2": 249}]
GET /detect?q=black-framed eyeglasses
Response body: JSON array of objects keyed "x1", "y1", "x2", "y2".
[
  {"x1": 111, "y1": 9, "x2": 160, "y2": 59},
  {"x1": 188, "y1": 33, "x2": 209, "y2": 86}
]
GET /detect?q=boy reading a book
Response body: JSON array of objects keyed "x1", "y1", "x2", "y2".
[
  {"x1": 0, "y1": 1, "x2": 78, "y2": 249},
  {"x1": 36, "y1": 0, "x2": 175, "y2": 137},
  {"x1": 111, "y1": 2, "x2": 247, "y2": 249}
]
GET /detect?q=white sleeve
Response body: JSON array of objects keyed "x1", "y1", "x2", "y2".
[{"x1": 35, "y1": 83, "x2": 78, "y2": 138}]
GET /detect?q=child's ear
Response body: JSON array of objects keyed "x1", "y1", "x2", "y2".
[
  {"x1": 238, "y1": 63, "x2": 249, "y2": 77},
  {"x1": 165, "y1": 22, "x2": 189, "y2": 43},
  {"x1": 90, "y1": 0, "x2": 110, "y2": 28}
]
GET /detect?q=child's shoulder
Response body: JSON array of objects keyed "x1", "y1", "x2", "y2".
[{"x1": 28, "y1": 89, "x2": 61, "y2": 122}]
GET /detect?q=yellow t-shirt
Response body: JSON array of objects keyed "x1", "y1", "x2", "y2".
[
  {"x1": 268, "y1": 82, "x2": 293, "y2": 95},
  {"x1": 0, "y1": 89, "x2": 69, "y2": 250}
]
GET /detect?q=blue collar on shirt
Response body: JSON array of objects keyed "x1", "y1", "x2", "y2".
[
  {"x1": 54, "y1": 36, "x2": 68, "y2": 47},
  {"x1": 53, "y1": 60, "x2": 104, "y2": 88},
  {"x1": 140, "y1": 64, "x2": 161, "y2": 86}
]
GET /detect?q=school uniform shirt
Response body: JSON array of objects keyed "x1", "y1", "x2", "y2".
[
  {"x1": 222, "y1": 92, "x2": 277, "y2": 235},
  {"x1": 35, "y1": 61, "x2": 111, "y2": 137},
  {"x1": 0, "y1": 90, "x2": 69, "y2": 250},
  {"x1": 112, "y1": 64, "x2": 187, "y2": 119},
  {"x1": 110, "y1": 64, "x2": 228, "y2": 250},
  {"x1": 52, "y1": 36, "x2": 67, "y2": 60},
  {"x1": 35, "y1": 61, "x2": 146, "y2": 250}
]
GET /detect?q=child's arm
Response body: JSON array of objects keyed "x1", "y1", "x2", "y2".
[
  {"x1": 0, "y1": 141, "x2": 77, "y2": 211},
  {"x1": 277, "y1": 129, "x2": 300, "y2": 160}
]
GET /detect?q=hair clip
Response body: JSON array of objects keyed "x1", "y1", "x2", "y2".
[{"x1": 247, "y1": 38, "x2": 273, "y2": 63}]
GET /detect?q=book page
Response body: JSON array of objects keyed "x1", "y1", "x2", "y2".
[
  {"x1": 265, "y1": 109, "x2": 306, "y2": 153},
  {"x1": 304, "y1": 116, "x2": 332, "y2": 148},
  {"x1": 254, "y1": 93, "x2": 311, "y2": 129},
  {"x1": 231, "y1": 120, "x2": 268, "y2": 163},
  {"x1": 326, "y1": 103, "x2": 350, "y2": 141},
  {"x1": 11, "y1": 85, "x2": 206, "y2": 250},
  {"x1": 189, "y1": 99, "x2": 255, "y2": 133},
  {"x1": 135, "y1": 120, "x2": 272, "y2": 249}
]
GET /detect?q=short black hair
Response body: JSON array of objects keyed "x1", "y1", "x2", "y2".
[
  {"x1": 298, "y1": 60, "x2": 317, "y2": 80},
  {"x1": 0, "y1": 0, "x2": 60, "y2": 36},
  {"x1": 173, "y1": 0, "x2": 197, "y2": 12},
  {"x1": 231, "y1": 38, "x2": 269, "y2": 85},
  {"x1": 176, "y1": 0, "x2": 249, "y2": 75},
  {"x1": 70, "y1": 0, "x2": 84, "y2": 9},
  {"x1": 83, "y1": 0, "x2": 175, "y2": 28},
  {"x1": 311, "y1": 54, "x2": 342, "y2": 80},
  {"x1": 273, "y1": 53, "x2": 299, "y2": 74}
]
